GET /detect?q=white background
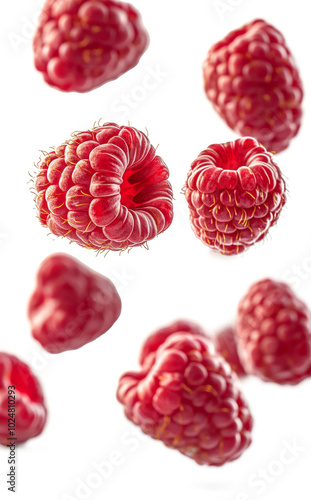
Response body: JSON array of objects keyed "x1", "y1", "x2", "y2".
[{"x1": 1, "y1": 0, "x2": 311, "y2": 499}]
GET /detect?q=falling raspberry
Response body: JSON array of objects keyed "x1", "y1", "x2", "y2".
[
  {"x1": 33, "y1": 0, "x2": 149, "y2": 92},
  {"x1": 0, "y1": 353, "x2": 47, "y2": 445},
  {"x1": 33, "y1": 123, "x2": 174, "y2": 252},
  {"x1": 184, "y1": 137, "x2": 286, "y2": 255},
  {"x1": 203, "y1": 19, "x2": 303, "y2": 153},
  {"x1": 236, "y1": 279, "x2": 311, "y2": 385},
  {"x1": 214, "y1": 326, "x2": 246, "y2": 377},
  {"x1": 117, "y1": 331, "x2": 253, "y2": 466},
  {"x1": 28, "y1": 253, "x2": 122, "y2": 353}
]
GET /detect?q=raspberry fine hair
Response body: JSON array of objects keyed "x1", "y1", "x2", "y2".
[
  {"x1": 203, "y1": 19, "x2": 303, "y2": 153},
  {"x1": 28, "y1": 253, "x2": 122, "y2": 353},
  {"x1": 184, "y1": 137, "x2": 286, "y2": 255},
  {"x1": 33, "y1": 123, "x2": 174, "y2": 252},
  {"x1": 33, "y1": 0, "x2": 149, "y2": 92},
  {"x1": 0, "y1": 353, "x2": 47, "y2": 445}
]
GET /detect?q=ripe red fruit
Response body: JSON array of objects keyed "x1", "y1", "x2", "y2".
[
  {"x1": 214, "y1": 326, "x2": 246, "y2": 376},
  {"x1": 236, "y1": 279, "x2": 311, "y2": 384},
  {"x1": 117, "y1": 332, "x2": 253, "y2": 466},
  {"x1": 33, "y1": 123, "x2": 173, "y2": 252},
  {"x1": 139, "y1": 320, "x2": 209, "y2": 370},
  {"x1": 33, "y1": 0, "x2": 149, "y2": 92},
  {"x1": 203, "y1": 19, "x2": 303, "y2": 153},
  {"x1": 0, "y1": 353, "x2": 47, "y2": 445},
  {"x1": 28, "y1": 253, "x2": 121, "y2": 353},
  {"x1": 184, "y1": 137, "x2": 286, "y2": 255}
]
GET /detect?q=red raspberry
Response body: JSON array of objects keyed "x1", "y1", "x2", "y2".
[
  {"x1": 33, "y1": 0, "x2": 149, "y2": 92},
  {"x1": 139, "y1": 320, "x2": 209, "y2": 370},
  {"x1": 33, "y1": 123, "x2": 173, "y2": 252},
  {"x1": 214, "y1": 326, "x2": 246, "y2": 377},
  {"x1": 236, "y1": 279, "x2": 311, "y2": 384},
  {"x1": 184, "y1": 137, "x2": 286, "y2": 255},
  {"x1": 203, "y1": 19, "x2": 303, "y2": 153},
  {"x1": 117, "y1": 332, "x2": 253, "y2": 466},
  {"x1": 0, "y1": 353, "x2": 47, "y2": 445},
  {"x1": 28, "y1": 253, "x2": 121, "y2": 353}
]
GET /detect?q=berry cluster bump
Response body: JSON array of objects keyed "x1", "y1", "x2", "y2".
[
  {"x1": 33, "y1": 123, "x2": 174, "y2": 252},
  {"x1": 236, "y1": 279, "x2": 311, "y2": 385},
  {"x1": 28, "y1": 253, "x2": 121, "y2": 353},
  {"x1": 117, "y1": 331, "x2": 253, "y2": 466},
  {"x1": 184, "y1": 137, "x2": 286, "y2": 255},
  {"x1": 203, "y1": 19, "x2": 303, "y2": 153},
  {"x1": 33, "y1": 0, "x2": 149, "y2": 92},
  {"x1": 214, "y1": 326, "x2": 246, "y2": 377},
  {"x1": 0, "y1": 353, "x2": 47, "y2": 445}
]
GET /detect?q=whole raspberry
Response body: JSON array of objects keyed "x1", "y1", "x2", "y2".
[
  {"x1": 139, "y1": 320, "x2": 209, "y2": 370},
  {"x1": 28, "y1": 253, "x2": 121, "y2": 353},
  {"x1": 214, "y1": 326, "x2": 246, "y2": 377},
  {"x1": 184, "y1": 137, "x2": 286, "y2": 255},
  {"x1": 33, "y1": 123, "x2": 173, "y2": 252},
  {"x1": 0, "y1": 353, "x2": 47, "y2": 445},
  {"x1": 203, "y1": 19, "x2": 303, "y2": 153},
  {"x1": 117, "y1": 332, "x2": 253, "y2": 466},
  {"x1": 33, "y1": 0, "x2": 149, "y2": 92},
  {"x1": 236, "y1": 279, "x2": 311, "y2": 384}
]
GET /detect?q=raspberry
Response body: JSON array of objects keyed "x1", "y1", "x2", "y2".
[
  {"x1": 184, "y1": 137, "x2": 286, "y2": 255},
  {"x1": 28, "y1": 253, "x2": 121, "y2": 353},
  {"x1": 236, "y1": 279, "x2": 311, "y2": 384},
  {"x1": 0, "y1": 353, "x2": 47, "y2": 445},
  {"x1": 117, "y1": 332, "x2": 253, "y2": 466},
  {"x1": 203, "y1": 19, "x2": 303, "y2": 153},
  {"x1": 139, "y1": 320, "x2": 209, "y2": 370},
  {"x1": 214, "y1": 326, "x2": 246, "y2": 377},
  {"x1": 33, "y1": 123, "x2": 173, "y2": 252},
  {"x1": 33, "y1": 0, "x2": 149, "y2": 92}
]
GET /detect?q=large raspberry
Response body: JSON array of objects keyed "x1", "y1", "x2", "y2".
[
  {"x1": 203, "y1": 19, "x2": 303, "y2": 153},
  {"x1": 184, "y1": 137, "x2": 286, "y2": 255},
  {"x1": 214, "y1": 326, "x2": 246, "y2": 377},
  {"x1": 139, "y1": 320, "x2": 209, "y2": 371},
  {"x1": 117, "y1": 332, "x2": 253, "y2": 466},
  {"x1": 33, "y1": 123, "x2": 173, "y2": 252},
  {"x1": 236, "y1": 279, "x2": 311, "y2": 384},
  {"x1": 33, "y1": 0, "x2": 149, "y2": 92},
  {"x1": 0, "y1": 353, "x2": 47, "y2": 445},
  {"x1": 28, "y1": 253, "x2": 121, "y2": 353}
]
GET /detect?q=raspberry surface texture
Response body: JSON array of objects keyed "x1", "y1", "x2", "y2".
[
  {"x1": 203, "y1": 19, "x2": 303, "y2": 153},
  {"x1": 33, "y1": 123, "x2": 173, "y2": 252},
  {"x1": 184, "y1": 137, "x2": 286, "y2": 255},
  {"x1": 214, "y1": 326, "x2": 246, "y2": 376},
  {"x1": 33, "y1": 0, "x2": 149, "y2": 92},
  {"x1": 117, "y1": 332, "x2": 253, "y2": 466},
  {"x1": 236, "y1": 279, "x2": 311, "y2": 384},
  {"x1": 0, "y1": 353, "x2": 47, "y2": 445},
  {"x1": 28, "y1": 253, "x2": 121, "y2": 353},
  {"x1": 139, "y1": 320, "x2": 209, "y2": 370}
]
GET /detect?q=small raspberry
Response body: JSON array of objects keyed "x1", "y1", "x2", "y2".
[
  {"x1": 28, "y1": 253, "x2": 121, "y2": 353},
  {"x1": 0, "y1": 353, "x2": 47, "y2": 445},
  {"x1": 117, "y1": 332, "x2": 253, "y2": 466},
  {"x1": 203, "y1": 19, "x2": 303, "y2": 153},
  {"x1": 214, "y1": 326, "x2": 246, "y2": 377},
  {"x1": 236, "y1": 279, "x2": 311, "y2": 384},
  {"x1": 139, "y1": 320, "x2": 209, "y2": 370},
  {"x1": 33, "y1": 0, "x2": 149, "y2": 92},
  {"x1": 33, "y1": 123, "x2": 173, "y2": 252},
  {"x1": 184, "y1": 137, "x2": 286, "y2": 255}
]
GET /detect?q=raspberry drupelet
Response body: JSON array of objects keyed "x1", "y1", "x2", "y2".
[
  {"x1": 33, "y1": 0, "x2": 149, "y2": 92},
  {"x1": 33, "y1": 123, "x2": 174, "y2": 252},
  {"x1": 117, "y1": 332, "x2": 253, "y2": 466},
  {"x1": 215, "y1": 326, "x2": 246, "y2": 377},
  {"x1": 203, "y1": 19, "x2": 303, "y2": 153},
  {"x1": 184, "y1": 137, "x2": 286, "y2": 255},
  {"x1": 236, "y1": 279, "x2": 311, "y2": 385}
]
